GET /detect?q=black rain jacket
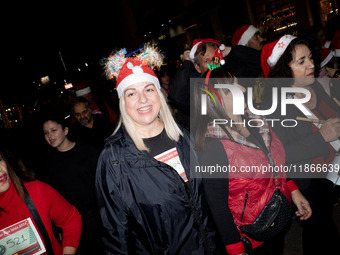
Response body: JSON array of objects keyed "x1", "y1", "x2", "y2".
[{"x1": 96, "y1": 125, "x2": 218, "y2": 255}]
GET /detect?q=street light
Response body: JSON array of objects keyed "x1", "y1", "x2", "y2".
[{"x1": 41, "y1": 76, "x2": 50, "y2": 85}]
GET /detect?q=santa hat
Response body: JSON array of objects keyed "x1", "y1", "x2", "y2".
[
  {"x1": 231, "y1": 25, "x2": 260, "y2": 46},
  {"x1": 332, "y1": 30, "x2": 340, "y2": 57},
  {"x1": 322, "y1": 41, "x2": 331, "y2": 48},
  {"x1": 189, "y1": 39, "x2": 226, "y2": 60},
  {"x1": 261, "y1": 35, "x2": 296, "y2": 77},
  {"x1": 320, "y1": 48, "x2": 334, "y2": 68},
  {"x1": 74, "y1": 81, "x2": 92, "y2": 97},
  {"x1": 116, "y1": 58, "x2": 160, "y2": 98}
]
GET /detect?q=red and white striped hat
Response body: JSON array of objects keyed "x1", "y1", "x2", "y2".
[
  {"x1": 261, "y1": 35, "x2": 296, "y2": 77},
  {"x1": 116, "y1": 58, "x2": 160, "y2": 98},
  {"x1": 231, "y1": 25, "x2": 260, "y2": 46}
]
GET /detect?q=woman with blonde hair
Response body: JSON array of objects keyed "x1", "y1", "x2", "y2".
[{"x1": 96, "y1": 46, "x2": 218, "y2": 254}]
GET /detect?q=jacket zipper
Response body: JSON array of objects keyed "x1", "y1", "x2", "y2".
[{"x1": 240, "y1": 191, "x2": 248, "y2": 222}]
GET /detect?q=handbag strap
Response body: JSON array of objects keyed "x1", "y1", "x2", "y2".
[
  {"x1": 23, "y1": 185, "x2": 55, "y2": 255},
  {"x1": 246, "y1": 125, "x2": 277, "y2": 177}
]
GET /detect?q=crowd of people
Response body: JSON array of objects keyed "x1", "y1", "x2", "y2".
[{"x1": 1, "y1": 13, "x2": 340, "y2": 255}]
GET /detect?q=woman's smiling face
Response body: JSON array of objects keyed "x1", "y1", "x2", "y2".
[
  {"x1": 43, "y1": 120, "x2": 69, "y2": 149},
  {"x1": 124, "y1": 82, "x2": 161, "y2": 129}
]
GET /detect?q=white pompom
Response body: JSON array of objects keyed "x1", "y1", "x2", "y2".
[
  {"x1": 219, "y1": 44, "x2": 226, "y2": 51},
  {"x1": 132, "y1": 65, "x2": 144, "y2": 76}
]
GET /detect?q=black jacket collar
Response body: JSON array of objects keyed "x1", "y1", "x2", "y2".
[{"x1": 106, "y1": 124, "x2": 183, "y2": 169}]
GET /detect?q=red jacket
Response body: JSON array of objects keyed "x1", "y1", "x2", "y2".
[
  {"x1": 0, "y1": 180, "x2": 82, "y2": 255},
  {"x1": 221, "y1": 129, "x2": 292, "y2": 253}
]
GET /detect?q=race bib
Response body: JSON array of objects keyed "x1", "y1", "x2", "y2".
[
  {"x1": 155, "y1": 148, "x2": 188, "y2": 182},
  {"x1": 0, "y1": 218, "x2": 46, "y2": 255}
]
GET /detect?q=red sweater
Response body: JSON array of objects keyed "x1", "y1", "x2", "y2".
[{"x1": 0, "y1": 180, "x2": 82, "y2": 255}]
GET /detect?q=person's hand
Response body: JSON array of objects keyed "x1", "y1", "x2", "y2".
[
  {"x1": 63, "y1": 246, "x2": 77, "y2": 255},
  {"x1": 291, "y1": 189, "x2": 312, "y2": 220},
  {"x1": 182, "y1": 50, "x2": 192, "y2": 62},
  {"x1": 319, "y1": 118, "x2": 340, "y2": 142}
]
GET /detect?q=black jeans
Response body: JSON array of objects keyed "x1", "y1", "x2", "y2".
[
  {"x1": 298, "y1": 178, "x2": 340, "y2": 254},
  {"x1": 77, "y1": 209, "x2": 105, "y2": 255}
]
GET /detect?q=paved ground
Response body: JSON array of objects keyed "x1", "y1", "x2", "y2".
[{"x1": 283, "y1": 202, "x2": 340, "y2": 255}]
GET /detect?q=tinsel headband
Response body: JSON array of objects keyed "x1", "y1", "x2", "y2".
[{"x1": 102, "y1": 44, "x2": 164, "y2": 98}]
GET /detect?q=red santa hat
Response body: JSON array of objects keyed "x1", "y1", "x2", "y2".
[
  {"x1": 74, "y1": 81, "x2": 92, "y2": 97},
  {"x1": 322, "y1": 41, "x2": 331, "y2": 48},
  {"x1": 189, "y1": 39, "x2": 226, "y2": 60},
  {"x1": 332, "y1": 30, "x2": 340, "y2": 57},
  {"x1": 231, "y1": 25, "x2": 260, "y2": 46},
  {"x1": 116, "y1": 58, "x2": 160, "y2": 98},
  {"x1": 261, "y1": 35, "x2": 296, "y2": 77},
  {"x1": 320, "y1": 48, "x2": 334, "y2": 68}
]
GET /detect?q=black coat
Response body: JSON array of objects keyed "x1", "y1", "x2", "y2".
[
  {"x1": 96, "y1": 125, "x2": 218, "y2": 255},
  {"x1": 168, "y1": 46, "x2": 262, "y2": 115}
]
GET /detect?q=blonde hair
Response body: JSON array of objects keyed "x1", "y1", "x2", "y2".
[{"x1": 112, "y1": 86, "x2": 183, "y2": 151}]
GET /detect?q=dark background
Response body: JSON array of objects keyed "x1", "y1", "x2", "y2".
[{"x1": 1, "y1": 0, "x2": 339, "y2": 106}]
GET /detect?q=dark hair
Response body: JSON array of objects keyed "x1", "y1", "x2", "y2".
[
  {"x1": 268, "y1": 38, "x2": 312, "y2": 78},
  {"x1": 71, "y1": 97, "x2": 91, "y2": 115},
  {"x1": 41, "y1": 110, "x2": 71, "y2": 130},
  {"x1": 262, "y1": 37, "x2": 314, "y2": 101},
  {"x1": 192, "y1": 67, "x2": 238, "y2": 151},
  {"x1": 261, "y1": 37, "x2": 317, "y2": 111},
  {"x1": 193, "y1": 42, "x2": 219, "y2": 66}
]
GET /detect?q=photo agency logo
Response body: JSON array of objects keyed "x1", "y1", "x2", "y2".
[
  {"x1": 200, "y1": 80, "x2": 313, "y2": 128},
  {"x1": 200, "y1": 84, "x2": 223, "y2": 108}
]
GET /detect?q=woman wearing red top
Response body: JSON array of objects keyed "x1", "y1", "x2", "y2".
[{"x1": 0, "y1": 150, "x2": 82, "y2": 255}]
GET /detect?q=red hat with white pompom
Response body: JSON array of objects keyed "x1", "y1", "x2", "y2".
[
  {"x1": 232, "y1": 25, "x2": 260, "y2": 46},
  {"x1": 103, "y1": 44, "x2": 164, "y2": 98},
  {"x1": 261, "y1": 35, "x2": 296, "y2": 77},
  {"x1": 116, "y1": 58, "x2": 160, "y2": 98},
  {"x1": 189, "y1": 38, "x2": 226, "y2": 62}
]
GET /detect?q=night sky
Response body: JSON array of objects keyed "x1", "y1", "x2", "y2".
[
  {"x1": 2, "y1": 0, "x2": 243, "y2": 105},
  {"x1": 2, "y1": 3, "x2": 124, "y2": 104}
]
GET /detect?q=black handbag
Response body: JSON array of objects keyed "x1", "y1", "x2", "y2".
[
  {"x1": 239, "y1": 187, "x2": 291, "y2": 241},
  {"x1": 239, "y1": 127, "x2": 292, "y2": 242}
]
